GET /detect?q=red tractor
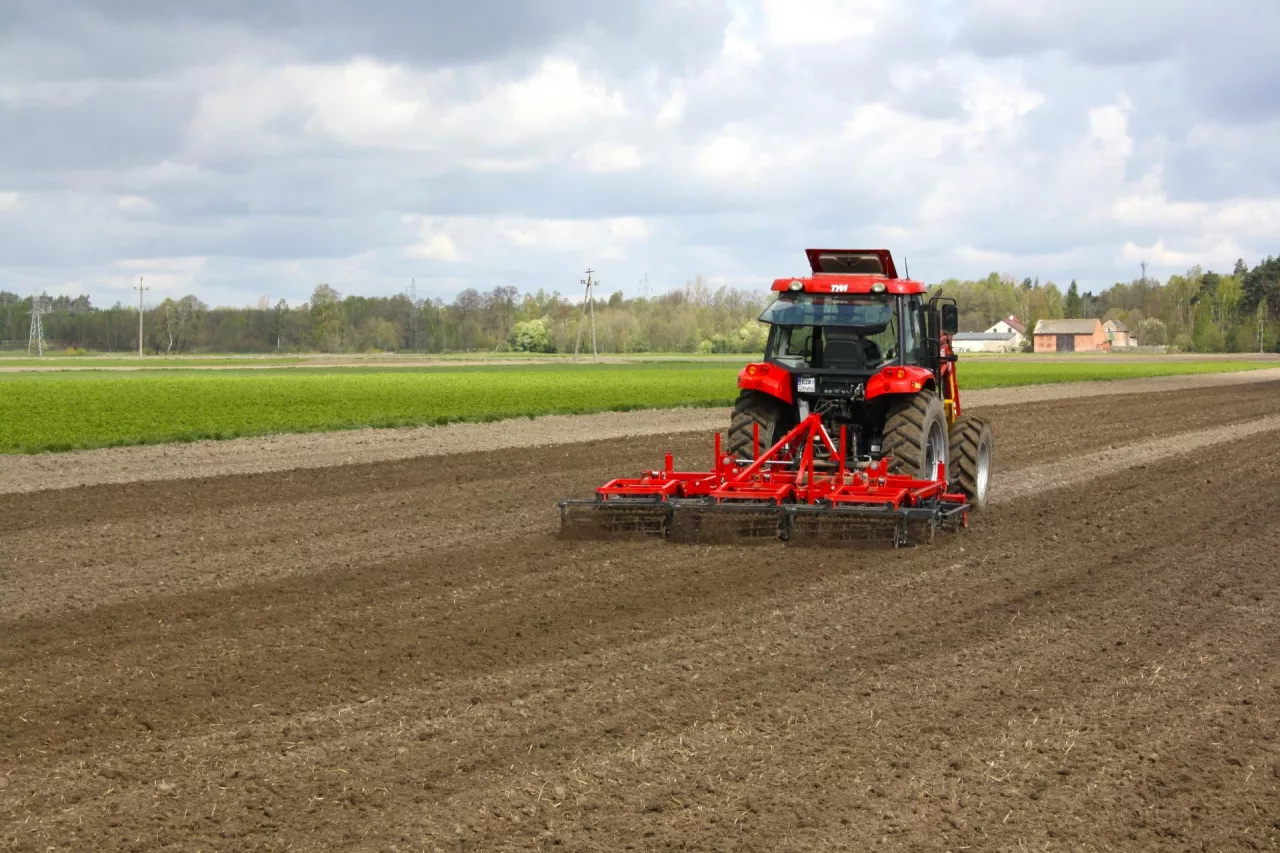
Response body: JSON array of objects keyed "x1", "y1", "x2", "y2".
[
  {"x1": 728, "y1": 248, "x2": 992, "y2": 510},
  {"x1": 558, "y1": 248, "x2": 992, "y2": 547}
]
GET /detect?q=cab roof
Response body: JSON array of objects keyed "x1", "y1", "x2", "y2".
[{"x1": 770, "y1": 248, "x2": 928, "y2": 295}]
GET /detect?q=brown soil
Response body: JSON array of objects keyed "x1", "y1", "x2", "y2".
[
  {"x1": 2, "y1": 383, "x2": 1279, "y2": 852},
  {"x1": 4, "y1": 368, "x2": 1280, "y2": 495}
]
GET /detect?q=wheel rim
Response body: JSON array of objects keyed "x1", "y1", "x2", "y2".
[
  {"x1": 975, "y1": 437, "x2": 990, "y2": 499},
  {"x1": 924, "y1": 420, "x2": 946, "y2": 479}
]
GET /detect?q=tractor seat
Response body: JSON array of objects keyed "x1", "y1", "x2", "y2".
[{"x1": 823, "y1": 330, "x2": 881, "y2": 370}]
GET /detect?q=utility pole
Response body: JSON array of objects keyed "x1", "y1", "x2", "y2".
[
  {"x1": 134, "y1": 277, "x2": 148, "y2": 358},
  {"x1": 27, "y1": 293, "x2": 46, "y2": 356},
  {"x1": 573, "y1": 268, "x2": 598, "y2": 363},
  {"x1": 1140, "y1": 261, "x2": 1147, "y2": 284}
]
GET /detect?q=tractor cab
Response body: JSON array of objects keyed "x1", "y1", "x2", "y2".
[
  {"x1": 759, "y1": 290, "x2": 920, "y2": 375},
  {"x1": 756, "y1": 248, "x2": 956, "y2": 377},
  {"x1": 733, "y1": 248, "x2": 965, "y2": 474}
]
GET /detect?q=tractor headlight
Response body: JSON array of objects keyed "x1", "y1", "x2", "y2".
[
  {"x1": 789, "y1": 280, "x2": 803, "y2": 291},
  {"x1": 871, "y1": 282, "x2": 886, "y2": 293}
]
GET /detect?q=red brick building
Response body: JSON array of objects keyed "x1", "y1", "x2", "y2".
[{"x1": 1032, "y1": 319, "x2": 1111, "y2": 353}]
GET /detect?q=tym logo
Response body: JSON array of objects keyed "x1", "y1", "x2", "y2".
[{"x1": 830, "y1": 284, "x2": 848, "y2": 292}]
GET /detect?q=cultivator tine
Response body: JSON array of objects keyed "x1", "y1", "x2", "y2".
[
  {"x1": 557, "y1": 499, "x2": 670, "y2": 540},
  {"x1": 667, "y1": 501, "x2": 784, "y2": 545},
  {"x1": 785, "y1": 509, "x2": 909, "y2": 548}
]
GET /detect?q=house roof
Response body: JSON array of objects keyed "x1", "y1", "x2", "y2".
[
  {"x1": 1034, "y1": 319, "x2": 1101, "y2": 335},
  {"x1": 953, "y1": 332, "x2": 1017, "y2": 341},
  {"x1": 1103, "y1": 319, "x2": 1129, "y2": 331},
  {"x1": 999, "y1": 315, "x2": 1027, "y2": 335}
]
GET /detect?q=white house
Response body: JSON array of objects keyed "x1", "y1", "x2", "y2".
[
  {"x1": 986, "y1": 315, "x2": 1027, "y2": 347},
  {"x1": 951, "y1": 315, "x2": 1026, "y2": 353}
]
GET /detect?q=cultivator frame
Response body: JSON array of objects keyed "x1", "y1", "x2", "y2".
[{"x1": 558, "y1": 413, "x2": 970, "y2": 548}]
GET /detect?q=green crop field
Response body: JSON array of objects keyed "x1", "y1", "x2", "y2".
[{"x1": 1, "y1": 359, "x2": 1274, "y2": 454}]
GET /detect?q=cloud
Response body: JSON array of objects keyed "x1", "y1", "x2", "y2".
[
  {"x1": 573, "y1": 144, "x2": 645, "y2": 174},
  {"x1": 0, "y1": 0, "x2": 1276, "y2": 306},
  {"x1": 404, "y1": 214, "x2": 653, "y2": 267}
]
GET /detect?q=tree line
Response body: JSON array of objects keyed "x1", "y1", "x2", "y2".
[
  {"x1": 3, "y1": 254, "x2": 1277, "y2": 356},
  {"x1": 930, "y1": 255, "x2": 1279, "y2": 352}
]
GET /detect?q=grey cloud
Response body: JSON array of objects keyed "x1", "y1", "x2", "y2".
[
  {"x1": 956, "y1": 0, "x2": 1199, "y2": 65},
  {"x1": 0, "y1": 0, "x2": 730, "y2": 79},
  {"x1": 1165, "y1": 134, "x2": 1280, "y2": 202},
  {"x1": 0, "y1": 86, "x2": 193, "y2": 178},
  {"x1": 956, "y1": 0, "x2": 1280, "y2": 123},
  {"x1": 1, "y1": 0, "x2": 1277, "y2": 306}
]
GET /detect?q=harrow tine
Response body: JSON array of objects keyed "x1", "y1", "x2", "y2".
[
  {"x1": 558, "y1": 500, "x2": 670, "y2": 540},
  {"x1": 783, "y1": 505, "x2": 945, "y2": 549},
  {"x1": 785, "y1": 512, "x2": 906, "y2": 548},
  {"x1": 667, "y1": 501, "x2": 784, "y2": 545}
]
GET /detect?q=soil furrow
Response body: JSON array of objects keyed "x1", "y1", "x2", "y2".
[{"x1": 2, "y1": 381, "x2": 1279, "y2": 852}]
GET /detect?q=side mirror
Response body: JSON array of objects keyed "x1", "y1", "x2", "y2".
[{"x1": 941, "y1": 303, "x2": 958, "y2": 335}]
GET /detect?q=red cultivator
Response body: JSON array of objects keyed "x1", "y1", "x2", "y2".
[{"x1": 558, "y1": 412, "x2": 970, "y2": 548}]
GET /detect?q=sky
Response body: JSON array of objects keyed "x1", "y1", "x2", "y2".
[{"x1": 1, "y1": 0, "x2": 1278, "y2": 309}]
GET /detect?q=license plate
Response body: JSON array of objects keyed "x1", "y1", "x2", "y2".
[{"x1": 797, "y1": 376, "x2": 816, "y2": 393}]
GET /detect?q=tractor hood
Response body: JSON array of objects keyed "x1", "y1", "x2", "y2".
[{"x1": 805, "y1": 249, "x2": 899, "y2": 278}]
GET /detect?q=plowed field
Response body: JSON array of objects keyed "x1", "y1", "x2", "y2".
[{"x1": 3, "y1": 381, "x2": 1279, "y2": 852}]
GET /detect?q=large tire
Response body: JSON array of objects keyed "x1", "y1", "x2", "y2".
[
  {"x1": 948, "y1": 414, "x2": 993, "y2": 511},
  {"x1": 880, "y1": 391, "x2": 949, "y2": 480},
  {"x1": 727, "y1": 390, "x2": 791, "y2": 459}
]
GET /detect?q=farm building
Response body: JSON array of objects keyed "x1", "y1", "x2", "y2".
[
  {"x1": 952, "y1": 315, "x2": 1026, "y2": 353},
  {"x1": 988, "y1": 315, "x2": 1027, "y2": 340},
  {"x1": 951, "y1": 332, "x2": 1021, "y2": 353},
  {"x1": 1103, "y1": 319, "x2": 1132, "y2": 348},
  {"x1": 1033, "y1": 319, "x2": 1111, "y2": 353}
]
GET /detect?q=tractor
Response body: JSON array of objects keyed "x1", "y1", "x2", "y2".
[
  {"x1": 727, "y1": 248, "x2": 992, "y2": 510},
  {"x1": 557, "y1": 248, "x2": 993, "y2": 547}
]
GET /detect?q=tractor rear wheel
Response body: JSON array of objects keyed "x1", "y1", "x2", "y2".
[
  {"x1": 880, "y1": 391, "x2": 949, "y2": 480},
  {"x1": 727, "y1": 390, "x2": 791, "y2": 459},
  {"x1": 947, "y1": 414, "x2": 993, "y2": 510}
]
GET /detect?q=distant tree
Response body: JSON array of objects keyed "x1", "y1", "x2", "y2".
[
  {"x1": 1065, "y1": 280, "x2": 1082, "y2": 317},
  {"x1": 1216, "y1": 275, "x2": 1243, "y2": 325},
  {"x1": 308, "y1": 283, "x2": 344, "y2": 352},
  {"x1": 157, "y1": 294, "x2": 207, "y2": 354},
  {"x1": 508, "y1": 317, "x2": 555, "y2": 352},
  {"x1": 373, "y1": 320, "x2": 400, "y2": 351},
  {"x1": 1138, "y1": 317, "x2": 1167, "y2": 346}
]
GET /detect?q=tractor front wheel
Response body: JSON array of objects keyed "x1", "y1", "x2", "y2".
[
  {"x1": 880, "y1": 391, "x2": 949, "y2": 481},
  {"x1": 727, "y1": 390, "x2": 791, "y2": 460},
  {"x1": 947, "y1": 414, "x2": 993, "y2": 510}
]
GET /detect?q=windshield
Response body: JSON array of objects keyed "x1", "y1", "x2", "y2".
[
  {"x1": 759, "y1": 293, "x2": 894, "y2": 328},
  {"x1": 766, "y1": 314, "x2": 901, "y2": 371}
]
